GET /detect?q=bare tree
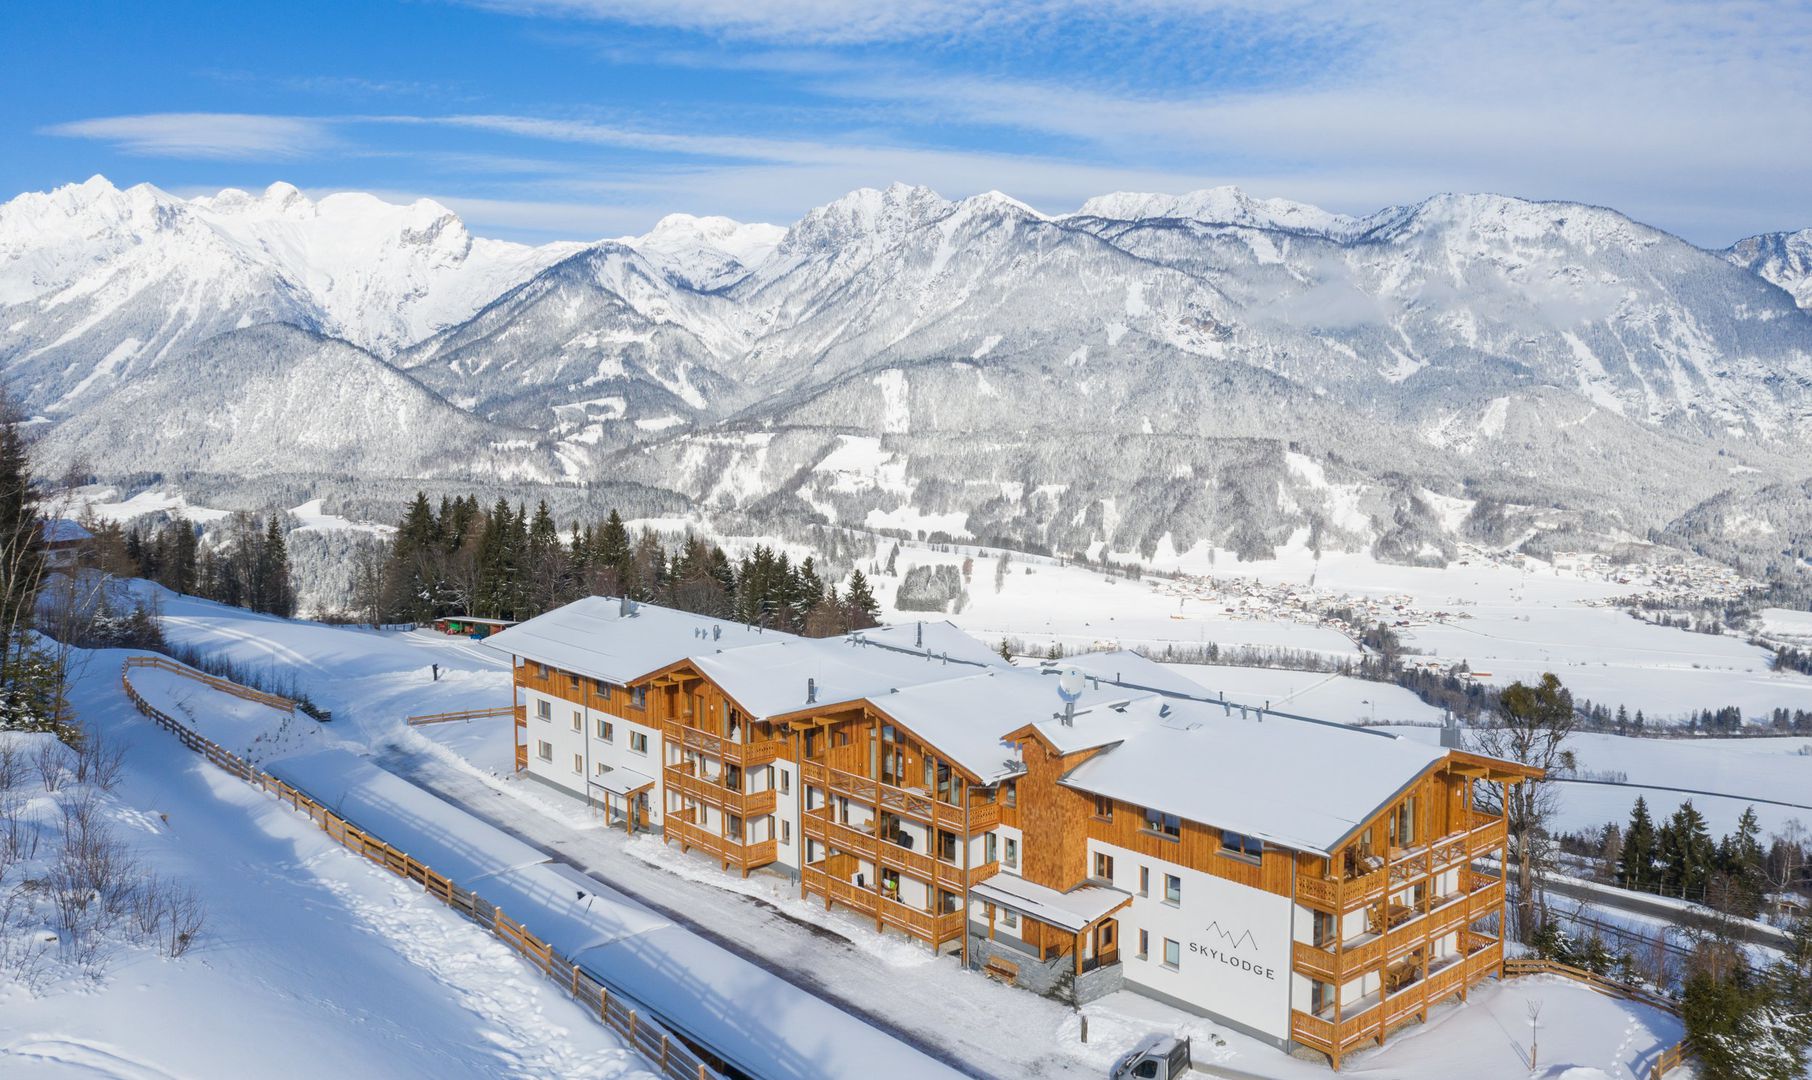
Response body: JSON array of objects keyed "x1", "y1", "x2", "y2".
[{"x1": 1471, "y1": 673, "x2": 1576, "y2": 941}]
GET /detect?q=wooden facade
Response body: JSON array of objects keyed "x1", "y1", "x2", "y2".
[
  {"x1": 781, "y1": 699, "x2": 1003, "y2": 953},
  {"x1": 508, "y1": 625, "x2": 1537, "y2": 1071}
]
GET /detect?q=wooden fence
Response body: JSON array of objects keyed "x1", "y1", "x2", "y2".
[
  {"x1": 405, "y1": 705, "x2": 516, "y2": 726},
  {"x1": 120, "y1": 658, "x2": 726, "y2": 1080},
  {"x1": 1502, "y1": 958, "x2": 1689, "y2": 1079},
  {"x1": 123, "y1": 655, "x2": 296, "y2": 714}
]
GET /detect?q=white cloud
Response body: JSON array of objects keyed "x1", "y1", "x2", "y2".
[{"x1": 41, "y1": 113, "x2": 334, "y2": 160}]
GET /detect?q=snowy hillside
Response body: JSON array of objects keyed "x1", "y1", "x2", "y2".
[
  {"x1": 5, "y1": 176, "x2": 1812, "y2": 568},
  {"x1": 1727, "y1": 227, "x2": 1812, "y2": 312},
  {"x1": 37, "y1": 324, "x2": 564, "y2": 480}
]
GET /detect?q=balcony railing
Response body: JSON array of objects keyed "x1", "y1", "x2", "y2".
[
  {"x1": 801, "y1": 865, "x2": 967, "y2": 944},
  {"x1": 1292, "y1": 939, "x2": 1499, "y2": 1059},
  {"x1": 662, "y1": 721, "x2": 783, "y2": 768},
  {"x1": 665, "y1": 816, "x2": 778, "y2": 873},
  {"x1": 802, "y1": 808, "x2": 1000, "y2": 887},
  {"x1": 1299, "y1": 814, "x2": 1509, "y2": 914},
  {"x1": 664, "y1": 764, "x2": 779, "y2": 817},
  {"x1": 801, "y1": 761, "x2": 988, "y2": 832}
]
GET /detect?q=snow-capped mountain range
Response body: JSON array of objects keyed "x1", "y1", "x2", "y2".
[{"x1": 4, "y1": 176, "x2": 1811, "y2": 567}]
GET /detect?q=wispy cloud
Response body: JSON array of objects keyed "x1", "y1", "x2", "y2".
[{"x1": 41, "y1": 113, "x2": 334, "y2": 160}]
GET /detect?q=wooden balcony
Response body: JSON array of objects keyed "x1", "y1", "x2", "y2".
[
  {"x1": 801, "y1": 865, "x2": 967, "y2": 945},
  {"x1": 1299, "y1": 815, "x2": 1509, "y2": 914},
  {"x1": 664, "y1": 816, "x2": 778, "y2": 876},
  {"x1": 1292, "y1": 892, "x2": 1474, "y2": 983},
  {"x1": 662, "y1": 721, "x2": 783, "y2": 768},
  {"x1": 800, "y1": 761, "x2": 987, "y2": 832},
  {"x1": 802, "y1": 808, "x2": 999, "y2": 887},
  {"x1": 1466, "y1": 878, "x2": 1505, "y2": 921},
  {"x1": 1292, "y1": 939, "x2": 1499, "y2": 1065},
  {"x1": 664, "y1": 764, "x2": 779, "y2": 817}
]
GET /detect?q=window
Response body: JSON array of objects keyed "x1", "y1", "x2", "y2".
[
  {"x1": 777, "y1": 767, "x2": 790, "y2": 795},
  {"x1": 595, "y1": 679, "x2": 611, "y2": 699},
  {"x1": 1139, "y1": 866, "x2": 1150, "y2": 897},
  {"x1": 1094, "y1": 852, "x2": 1114, "y2": 882},
  {"x1": 1093, "y1": 794, "x2": 1113, "y2": 821},
  {"x1": 1312, "y1": 910, "x2": 1337, "y2": 948},
  {"x1": 536, "y1": 740, "x2": 552, "y2": 762},
  {"x1": 1137, "y1": 929, "x2": 1149, "y2": 960},
  {"x1": 1220, "y1": 829, "x2": 1263, "y2": 861},
  {"x1": 1311, "y1": 980, "x2": 1334, "y2": 1016},
  {"x1": 572, "y1": 753, "x2": 583, "y2": 774},
  {"x1": 630, "y1": 731, "x2": 649, "y2": 754},
  {"x1": 1164, "y1": 874, "x2": 1181, "y2": 905},
  {"x1": 630, "y1": 687, "x2": 648, "y2": 710},
  {"x1": 1004, "y1": 837, "x2": 1019, "y2": 870},
  {"x1": 536, "y1": 662, "x2": 548, "y2": 678},
  {"x1": 1143, "y1": 807, "x2": 1181, "y2": 839},
  {"x1": 597, "y1": 718, "x2": 613, "y2": 742},
  {"x1": 937, "y1": 830, "x2": 958, "y2": 863},
  {"x1": 1004, "y1": 782, "x2": 1017, "y2": 808},
  {"x1": 596, "y1": 761, "x2": 607, "y2": 777},
  {"x1": 984, "y1": 833, "x2": 998, "y2": 865},
  {"x1": 1163, "y1": 938, "x2": 1180, "y2": 970},
  {"x1": 569, "y1": 672, "x2": 580, "y2": 690},
  {"x1": 536, "y1": 699, "x2": 551, "y2": 721},
  {"x1": 1001, "y1": 910, "x2": 1019, "y2": 930},
  {"x1": 781, "y1": 820, "x2": 791, "y2": 845},
  {"x1": 571, "y1": 710, "x2": 582, "y2": 732}
]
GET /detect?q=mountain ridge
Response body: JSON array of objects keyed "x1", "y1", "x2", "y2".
[{"x1": 5, "y1": 176, "x2": 1811, "y2": 573}]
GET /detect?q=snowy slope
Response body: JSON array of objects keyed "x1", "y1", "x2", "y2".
[
  {"x1": 619, "y1": 213, "x2": 786, "y2": 291},
  {"x1": 36, "y1": 323, "x2": 564, "y2": 480},
  {"x1": 6, "y1": 176, "x2": 1812, "y2": 565},
  {"x1": 0, "y1": 178, "x2": 577, "y2": 418},
  {"x1": 1726, "y1": 227, "x2": 1812, "y2": 311}
]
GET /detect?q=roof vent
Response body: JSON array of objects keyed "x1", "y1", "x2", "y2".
[
  {"x1": 713, "y1": 624, "x2": 722, "y2": 641},
  {"x1": 807, "y1": 677, "x2": 817, "y2": 704},
  {"x1": 1159, "y1": 703, "x2": 1171, "y2": 718},
  {"x1": 916, "y1": 622, "x2": 924, "y2": 648}
]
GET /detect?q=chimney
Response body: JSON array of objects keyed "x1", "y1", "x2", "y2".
[
  {"x1": 807, "y1": 677, "x2": 817, "y2": 704},
  {"x1": 713, "y1": 624, "x2": 722, "y2": 641},
  {"x1": 916, "y1": 621, "x2": 923, "y2": 648}
]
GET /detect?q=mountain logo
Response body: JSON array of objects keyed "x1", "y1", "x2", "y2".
[
  {"x1": 1202, "y1": 920, "x2": 1259, "y2": 952},
  {"x1": 1191, "y1": 922, "x2": 1277, "y2": 980}
]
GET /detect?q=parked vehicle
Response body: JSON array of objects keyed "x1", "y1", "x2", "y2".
[{"x1": 1110, "y1": 1035, "x2": 1192, "y2": 1079}]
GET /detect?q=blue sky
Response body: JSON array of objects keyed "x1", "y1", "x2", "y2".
[{"x1": 7, "y1": 1, "x2": 1810, "y2": 245}]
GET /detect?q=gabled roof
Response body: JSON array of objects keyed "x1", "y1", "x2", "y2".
[
  {"x1": 486, "y1": 595, "x2": 793, "y2": 684},
  {"x1": 690, "y1": 631, "x2": 1002, "y2": 722},
  {"x1": 1046, "y1": 695, "x2": 1449, "y2": 857},
  {"x1": 41, "y1": 518, "x2": 92, "y2": 545}
]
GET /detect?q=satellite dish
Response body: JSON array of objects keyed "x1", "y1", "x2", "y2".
[{"x1": 1057, "y1": 666, "x2": 1086, "y2": 703}]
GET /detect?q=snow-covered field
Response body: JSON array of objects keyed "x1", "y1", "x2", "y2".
[
  {"x1": 0, "y1": 648, "x2": 646, "y2": 1080},
  {"x1": 853, "y1": 539, "x2": 1812, "y2": 723},
  {"x1": 1387, "y1": 724, "x2": 1812, "y2": 837},
  {"x1": 0, "y1": 584, "x2": 1711, "y2": 1078}
]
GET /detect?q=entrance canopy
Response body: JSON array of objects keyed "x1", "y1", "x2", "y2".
[{"x1": 971, "y1": 874, "x2": 1131, "y2": 933}]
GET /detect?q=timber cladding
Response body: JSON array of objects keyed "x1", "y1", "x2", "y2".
[
  {"x1": 1016, "y1": 740, "x2": 1096, "y2": 891},
  {"x1": 1084, "y1": 796, "x2": 1296, "y2": 897}
]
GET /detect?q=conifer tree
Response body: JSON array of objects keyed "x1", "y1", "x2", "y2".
[
  {"x1": 259, "y1": 514, "x2": 294, "y2": 617},
  {"x1": 845, "y1": 569, "x2": 881, "y2": 630},
  {"x1": 1619, "y1": 797, "x2": 1659, "y2": 892}
]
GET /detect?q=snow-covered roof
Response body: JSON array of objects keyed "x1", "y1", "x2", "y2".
[
  {"x1": 1050, "y1": 649, "x2": 1219, "y2": 700},
  {"x1": 40, "y1": 518, "x2": 91, "y2": 545},
  {"x1": 590, "y1": 766, "x2": 656, "y2": 797},
  {"x1": 1047, "y1": 696, "x2": 1448, "y2": 856},
  {"x1": 486, "y1": 595, "x2": 795, "y2": 684},
  {"x1": 869, "y1": 668, "x2": 1145, "y2": 783},
  {"x1": 971, "y1": 874, "x2": 1131, "y2": 933}
]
